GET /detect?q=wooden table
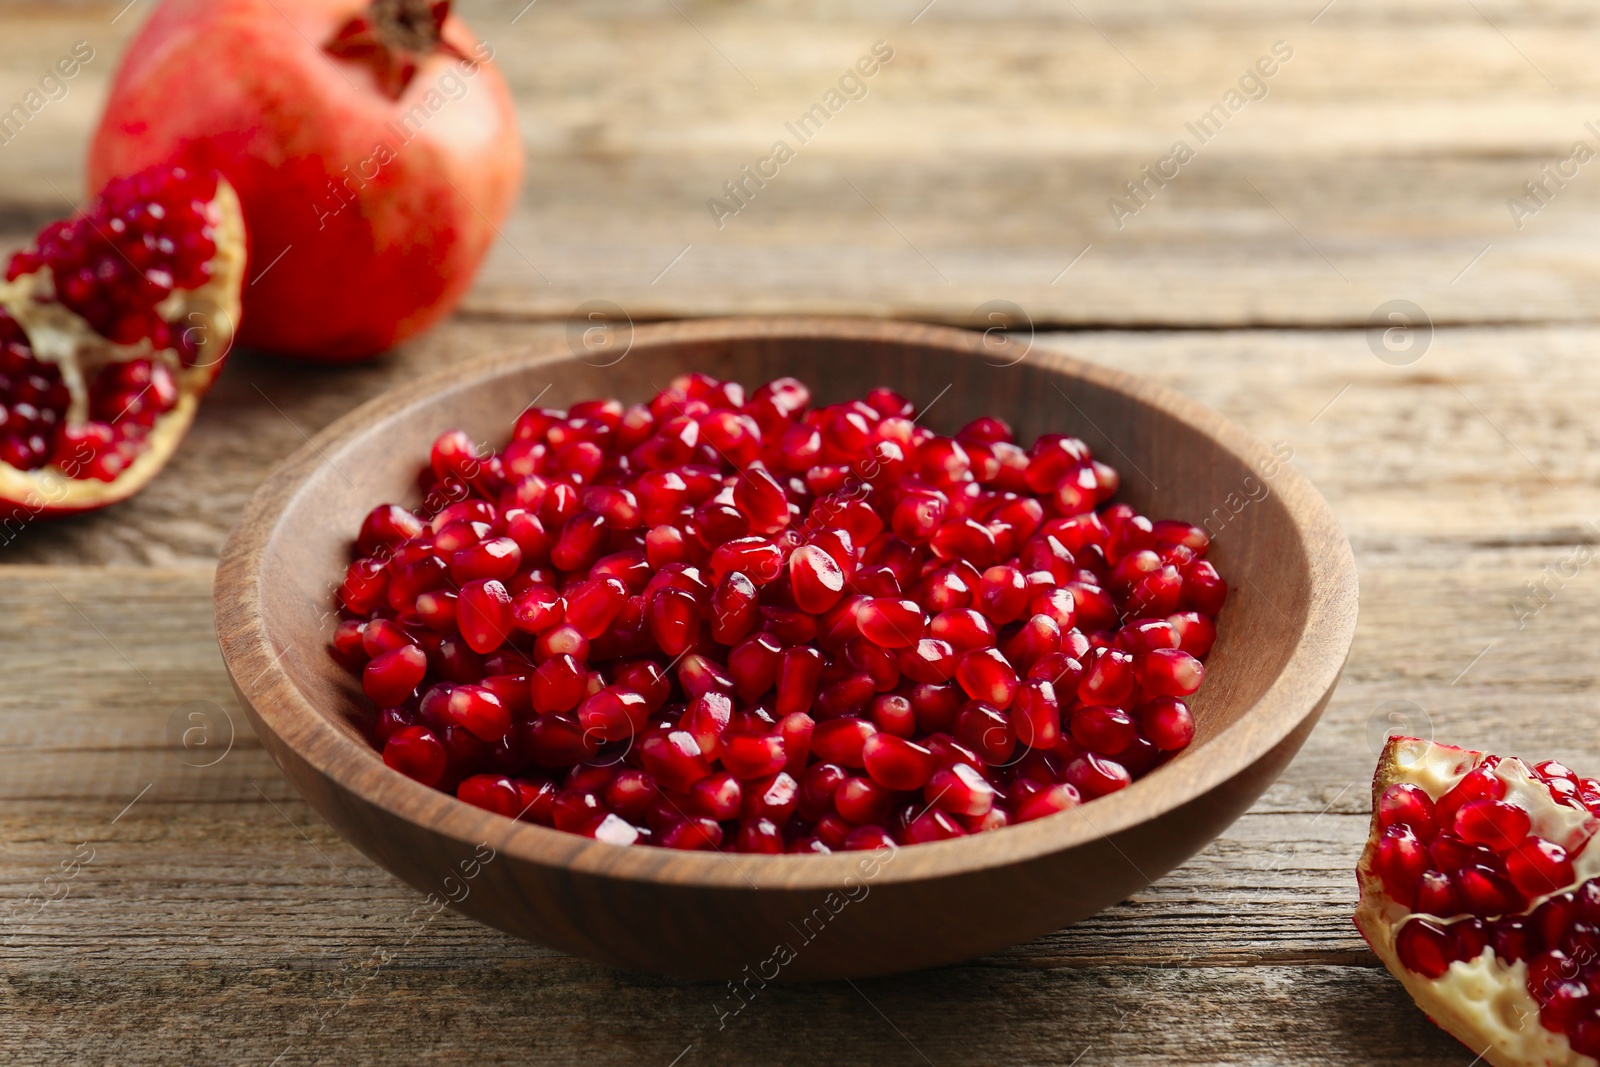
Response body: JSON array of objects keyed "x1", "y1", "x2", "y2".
[{"x1": 4, "y1": 1, "x2": 1597, "y2": 1062}]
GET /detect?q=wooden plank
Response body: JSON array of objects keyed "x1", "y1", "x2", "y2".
[{"x1": 2, "y1": 4, "x2": 1600, "y2": 325}]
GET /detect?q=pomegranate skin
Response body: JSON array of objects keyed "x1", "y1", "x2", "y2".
[{"x1": 89, "y1": 0, "x2": 523, "y2": 360}]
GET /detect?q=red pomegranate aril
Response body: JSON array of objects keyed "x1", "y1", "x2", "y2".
[
  {"x1": 834, "y1": 775, "x2": 894, "y2": 825},
  {"x1": 576, "y1": 687, "x2": 649, "y2": 743},
  {"x1": 1414, "y1": 868, "x2": 1457, "y2": 916},
  {"x1": 1455, "y1": 865, "x2": 1523, "y2": 917},
  {"x1": 955, "y1": 647, "x2": 1019, "y2": 709},
  {"x1": 445, "y1": 684, "x2": 511, "y2": 743},
  {"x1": 639, "y1": 729, "x2": 713, "y2": 792},
  {"x1": 562, "y1": 575, "x2": 628, "y2": 640},
  {"x1": 785, "y1": 544, "x2": 844, "y2": 615},
  {"x1": 687, "y1": 772, "x2": 743, "y2": 821},
  {"x1": 975, "y1": 565, "x2": 1029, "y2": 624},
  {"x1": 364, "y1": 644, "x2": 427, "y2": 707},
  {"x1": 523, "y1": 713, "x2": 600, "y2": 767},
  {"x1": 869, "y1": 693, "x2": 917, "y2": 738},
  {"x1": 458, "y1": 774, "x2": 523, "y2": 819},
  {"x1": 532, "y1": 654, "x2": 587, "y2": 714},
  {"x1": 861, "y1": 733, "x2": 935, "y2": 791},
  {"x1": 680, "y1": 691, "x2": 733, "y2": 759},
  {"x1": 1140, "y1": 697, "x2": 1195, "y2": 752},
  {"x1": 1453, "y1": 798, "x2": 1532, "y2": 851},
  {"x1": 708, "y1": 536, "x2": 782, "y2": 586},
  {"x1": 1396, "y1": 918, "x2": 1453, "y2": 979},
  {"x1": 1140, "y1": 647, "x2": 1204, "y2": 698},
  {"x1": 646, "y1": 586, "x2": 700, "y2": 656},
  {"x1": 1181, "y1": 559, "x2": 1228, "y2": 615},
  {"x1": 535, "y1": 623, "x2": 589, "y2": 664},
  {"x1": 710, "y1": 571, "x2": 759, "y2": 644},
  {"x1": 1064, "y1": 754, "x2": 1132, "y2": 799},
  {"x1": 1436, "y1": 766, "x2": 1508, "y2": 828},
  {"x1": 955, "y1": 701, "x2": 1015, "y2": 767},
  {"x1": 905, "y1": 809, "x2": 967, "y2": 844},
  {"x1": 720, "y1": 733, "x2": 788, "y2": 780},
  {"x1": 1503, "y1": 837, "x2": 1574, "y2": 900},
  {"x1": 1014, "y1": 782, "x2": 1082, "y2": 823},
  {"x1": 359, "y1": 504, "x2": 425, "y2": 554},
  {"x1": 1373, "y1": 825, "x2": 1429, "y2": 907},
  {"x1": 926, "y1": 763, "x2": 996, "y2": 817},
  {"x1": 811, "y1": 717, "x2": 878, "y2": 768},
  {"x1": 733, "y1": 465, "x2": 790, "y2": 534},
  {"x1": 1069, "y1": 704, "x2": 1135, "y2": 757},
  {"x1": 929, "y1": 609, "x2": 996, "y2": 652},
  {"x1": 1077, "y1": 646, "x2": 1136, "y2": 707},
  {"x1": 659, "y1": 817, "x2": 724, "y2": 851},
  {"x1": 775, "y1": 646, "x2": 825, "y2": 718},
  {"x1": 1011, "y1": 679, "x2": 1061, "y2": 749},
  {"x1": 856, "y1": 598, "x2": 924, "y2": 649},
  {"x1": 384, "y1": 725, "x2": 448, "y2": 786},
  {"x1": 457, "y1": 579, "x2": 514, "y2": 654}
]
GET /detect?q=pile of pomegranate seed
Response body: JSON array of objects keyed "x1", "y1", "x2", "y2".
[
  {"x1": 7, "y1": 166, "x2": 221, "y2": 356},
  {"x1": 334, "y1": 374, "x2": 1226, "y2": 852},
  {"x1": 1372, "y1": 756, "x2": 1600, "y2": 1054}
]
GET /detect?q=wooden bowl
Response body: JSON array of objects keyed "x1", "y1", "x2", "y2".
[{"x1": 215, "y1": 317, "x2": 1358, "y2": 980}]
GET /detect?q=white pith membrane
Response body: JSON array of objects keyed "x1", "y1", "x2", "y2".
[
  {"x1": 0, "y1": 179, "x2": 245, "y2": 512},
  {"x1": 1356, "y1": 737, "x2": 1600, "y2": 1067}
]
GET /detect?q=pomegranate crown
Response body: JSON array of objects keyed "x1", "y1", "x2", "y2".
[{"x1": 325, "y1": 0, "x2": 469, "y2": 99}]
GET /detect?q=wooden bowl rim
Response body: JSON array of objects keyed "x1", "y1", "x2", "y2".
[{"x1": 216, "y1": 316, "x2": 1358, "y2": 891}]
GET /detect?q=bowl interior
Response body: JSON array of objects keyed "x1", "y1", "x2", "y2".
[{"x1": 235, "y1": 318, "x2": 1343, "y2": 884}]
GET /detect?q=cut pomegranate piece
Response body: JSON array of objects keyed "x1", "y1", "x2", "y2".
[
  {"x1": 0, "y1": 164, "x2": 244, "y2": 517},
  {"x1": 1357, "y1": 737, "x2": 1600, "y2": 1064},
  {"x1": 336, "y1": 374, "x2": 1227, "y2": 851}
]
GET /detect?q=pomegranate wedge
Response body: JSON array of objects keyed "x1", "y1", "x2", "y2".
[
  {"x1": 0, "y1": 164, "x2": 245, "y2": 520},
  {"x1": 1357, "y1": 736, "x2": 1600, "y2": 1065}
]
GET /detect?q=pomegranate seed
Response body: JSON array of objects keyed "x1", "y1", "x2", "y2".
[
  {"x1": 1453, "y1": 798, "x2": 1532, "y2": 850},
  {"x1": 861, "y1": 733, "x2": 935, "y2": 790},
  {"x1": 639, "y1": 729, "x2": 713, "y2": 792},
  {"x1": 1014, "y1": 783, "x2": 1082, "y2": 823},
  {"x1": 364, "y1": 645, "x2": 427, "y2": 706},
  {"x1": 384, "y1": 725, "x2": 448, "y2": 786},
  {"x1": 1396, "y1": 918, "x2": 1452, "y2": 978},
  {"x1": 721, "y1": 734, "x2": 788, "y2": 780},
  {"x1": 1507, "y1": 838, "x2": 1574, "y2": 898},
  {"x1": 458, "y1": 774, "x2": 524, "y2": 818},
  {"x1": 857, "y1": 598, "x2": 925, "y2": 649},
  {"x1": 811, "y1": 717, "x2": 878, "y2": 768},
  {"x1": 1064, "y1": 754, "x2": 1132, "y2": 799},
  {"x1": 457, "y1": 579, "x2": 514, "y2": 654},
  {"x1": 955, "y1": 647, "x2": 1019, "y2": 708},
  {"x1": 834, "y1": 776, "x2": 894, "y2": 825},
  {"x1": 1011, "y1": 679, "x2": 1061, "y2": 749},
  {"x1": 926, "y1": 763, "x2": 995, "y2": 816},
  {"x1": 1069, "y1": 704, "x2": 1135, "y2": 756},
  {"x1": 1140, "y1": 697, "x2": 1195, "y2": 752},
  {"x1": 1139, "y1": 648, "x2": 1204, "y2": 697},
  {"x1": 710, "y1": 571, "x2": 759, "y2": 644},
  {"x1": 955, "y1": 701, "x2": 1015, "y2": 766},
  {"x1": 443, "y1": 684, "x2": 511, "y2": 742},
  {"x1": 776, "y1": 646, "x2": 825, "y2": 718},
  {"x1": 1373, "y1": 825, "x2": 1429, "y2": 907},
  {"x1": 647, "y1": 586, "x2": 700, "y2": 656}
]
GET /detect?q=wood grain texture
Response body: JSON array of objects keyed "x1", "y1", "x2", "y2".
[
  {"x1": 2, "y1": 0, "x2": 1598, "y2": 1059},
  {"x1": 4, "y1": 2, "x2": 1600, "y2": 328}
]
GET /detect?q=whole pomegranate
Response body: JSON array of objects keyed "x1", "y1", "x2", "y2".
[
  {"x1": 0, "y1": 164, "x2": 245, "y2": 520},
  {"x1": 89, "y1": 0, "x2": 522, "y2": 361}
]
